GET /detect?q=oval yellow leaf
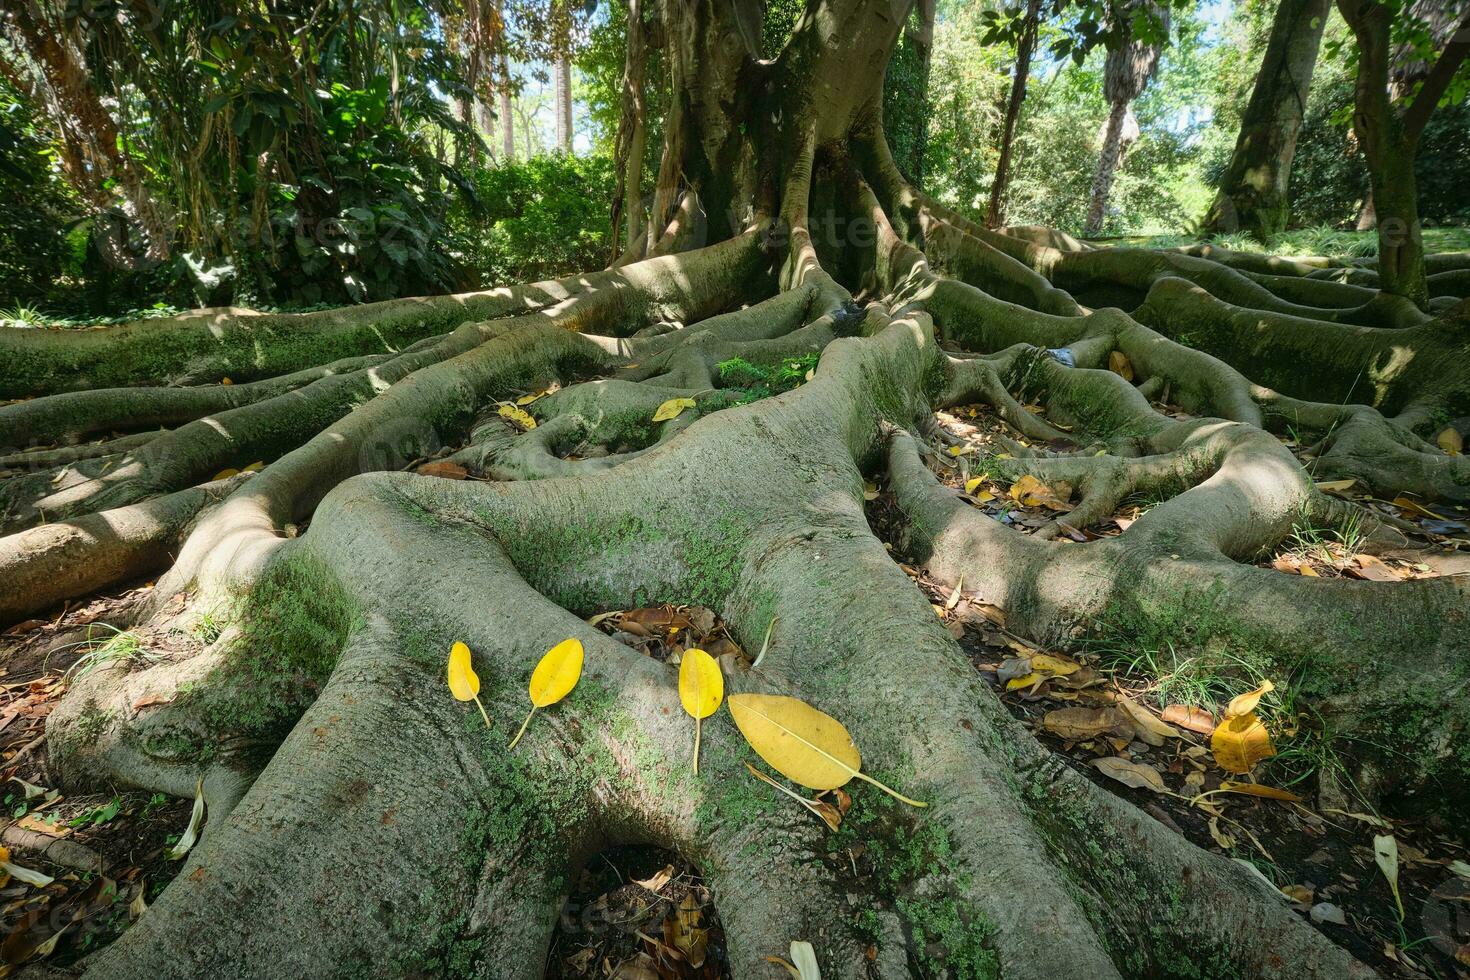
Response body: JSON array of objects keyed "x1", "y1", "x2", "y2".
[
  {"x1": 447, "y1": 641, "x2": 480, "y2": 701},
  {"x1": 679, "y1": 649, "x2": 723, "y2": 719},
  {"x1": 652, "y1": 397, "x2": 696, "y2": 422},
  {"x1": 726, "y1": 693, "x2": 925, "y2": 806},
  {"x1": 1437, "y1": 426, "x2": 1463, "y2": 455},
  {"x1": 1224, "y1": 680, "x2": 1274, "y2": 718},
  {"x1": 498, "y1": 404, "x2": 537, "y2": 429},
  {"x1": 212, "y1": 468, "x2": 240, "y2": 481},
  {"x1": 529, "y1": 638, "x2": 584, "y2": 707},
  {"x1": 1210, "y1": 711, "x2": 1275, "y2": 775}
]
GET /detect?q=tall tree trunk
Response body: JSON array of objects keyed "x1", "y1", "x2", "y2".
[
  {"x1": 1202, "y1": 0, "x2": 1331, "y2": 241},
  {"x1": 499, "y1": 54, "x2": 515, "y2": 162},
  {"x1": 1337, "y1": 0, "x2": 1470, "y2": 306},
  {"x1": 1084, "y1": 100, "x2": 1133, "y2": 235},
  {"x1": 986, "y1": 0, "x2": 1043, "y2": 229},
  {"x1": 610, "y1": 0, "x2": 649, "y2": 261},
  {"x1": 554, "y1": 51, "x2": 573, "y2": 153}
]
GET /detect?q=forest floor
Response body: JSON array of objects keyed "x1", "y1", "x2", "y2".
[{"x1": 3, "y1": 296, "x2": 1470, "y2": 977}]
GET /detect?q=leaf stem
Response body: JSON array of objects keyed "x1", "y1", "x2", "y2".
[
  {"x1": 854, "y1": 771, "x2": 927, "y2": 807},
  {"x1": 694, "y1": 715, "x2": 701, "y2": 775},
  {"x1": 472, "y1": 694, "x2": 492, "y2": 729},
  {"x1": 508, "y1": 706, "x2": 536, "y2": 751}
]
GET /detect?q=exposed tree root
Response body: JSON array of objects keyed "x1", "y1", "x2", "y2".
[{"x1": 5, "y1": 4, "x2": 1470, "y2": 974}]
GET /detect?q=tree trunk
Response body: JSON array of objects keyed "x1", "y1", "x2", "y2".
[
  {"x1": 1084, "y1": 99, "x2": 1133, "y2": 235},
  {"x1": 500, "y1": 54, "x2": 515, "y2": 162},
  {"x1": 3, "y1": 1, "x2": 1469, "y2": 976},
  {"x1": 554, "y1": 51, "x2": 573, "y2": 153},
  {"x1": 986, "y1": 0, "x2": 1042, "y2": 230},
  {"x1": 1202, "y1": 0, "x2": 1331, "y2": 241},
  {"x1": 1336, "y1": 0, "x2": 1470, "y2": 307}
]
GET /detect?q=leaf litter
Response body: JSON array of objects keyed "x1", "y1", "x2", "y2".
[{"x1": 863, "y1": 435, "x2": 1470, "y2": 979}]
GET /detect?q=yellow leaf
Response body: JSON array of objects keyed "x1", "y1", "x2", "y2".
[
  {"x1": 1210, "y1": 712, "x2": 1275, "y2": 774},
  {"x1": 241, "y1": 461, "x2": 265, "y2": 473},
  {"x1": 447, "y1": 641, "x2": 480, "y2": 701},
  {"x1": 1218, "y1": 781, "x2": 1303, "y2": 803},
  {"x1": 498, "y1": 404, "x2": 537, "y2": 429},
  {"x1": 964, "y1": 477, "x2": 986, "y2": 494},
  {"x1": 679, "y1": 648, "x2": 723, "y2": 774},
  {"x1": 509, "y1": 638, "x2": 584, "y2": 750},
  {"x1": 1393, "y1": 496, "x2": 1448, "y2": 520},
  {"x1": 212, "y1": 468, "x2": 240, "y2": 481},
  {"x1": 447, "y1": 641, "x2": 490, "y2": 728},
  {"x1": 652, "y1": 397, "x2": 696, "y2": 422},
  {"x1": 1030, "y1": 653, "x2": 1082, "y2": 676},
  {"x1": 671, "y1": 893, "x2": 709, "y2": 967},
  {"x1": 947, "y1": 445, "x2": 973, "y2": 457},
  {"x1": 1437, "y1": 426, "x2": 1463, "y2": 455},
  {"x1": 516, "y1": 391, "x2": 547, "y2": 406},
  {"x1": 726, "y1": 693, "x2": 925, "y2": 806},
  {"x1": 1108, "y1": 350, "x2": 1134, "y2": 382},
  {"x1": 220, "y1": 377, "x2": 233, "y2": 385},
  {"x1": 1314, "y1": 478, "x2": 1356, "y2": 493},
  {"x1": 1225, "y1": 680, "x2": 1274, "y2": 718}
]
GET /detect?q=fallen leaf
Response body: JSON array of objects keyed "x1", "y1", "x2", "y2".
[
  {"x1": 1314, "y1": 479, "x2": 1357, "y2": 493},
  {"x1": 416, "y1": 460, "x2": 468, "y2": 480},
  {"x1": 212, "y1": 467, "x2": 239, "y2": 481},
  {"x1": 1437, "y1": 426, "x2": 1463, "y2": 455},
  {"x1": 1110, "y1": 692, "x2": 1179, "y2": 745},
  {"x1": 498, "y1": 404, "x2": 537, "y2": 429},
  {"x1": 1225, "y1": 680, "x2": 1274, "y2": 718},
  {"x1": 1211, "y1": 713, "x2": 1275, "y2": 775},
  {"x1": 1347, "y1": 554, "x2": 1400, "y2": 582},
  {"x1": 652, "y1": 397, "x2": 696, "y2": 422},
  {"x1": 0, "y1": 846, "x2": 54, "y2": 888},
  {"x1": 1374, "y1": 833, "x2": 1404, "y2": 921},
  {"x1": 166, "y1": 779, "x2": 206, "y2": 860},
  {"x1": 1092, "y1": 756, "x2": 1166, "y2": 794},
  {"x1": 1218, "y1": 781, "x2": 1303, "y2": 803},
  {"x1": 1030, "y1": 653, "x2": 1082, "y2": 676},
  {"x1": 670, "y1": 893, "x2": 708, "y2": 967},
  {"x1": 1161, "y1": 703, "x2": 1216, "y2": 735},
  {"x1": 726, "y1": 693, "x2": 925, "y2": 806},
  {"x1": 1281, "y1": 883, "x2": 1314, "y2": 904},
  {"x1": 678, "y1": 648, "x2": 723, "y2": 774},
  {"x1": 746, "y1": 763, "x2": 842, "y2": 831},
  {"x1": 790, "y1": 940, "x2": 821, "y2": 979},
  {"x1": 509, "y1": 638, "x2": 584, "y2": 750},
  {"x1": 1393, "y1": 496, "x2": 1448, "y2": 521},
  {"x1": 1108, "y1": 350, "x2": 1134, "y2": 382},
  {"x1": 447, "y1": 641, "x2": 491, "y2": 728},
  {"x1": 1041, "y1": 706, "x2": 1129, "y2": 741},
  {"x1": 633, "y1": 865, "x2": 674, "y2": 894}
]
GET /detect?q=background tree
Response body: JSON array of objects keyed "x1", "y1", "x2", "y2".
[
  {"x1": 982, "y1": 0, "x2": 1046, "y2": 227},
  {"x1": 1084, "y1": 0, "x2": 1169, "y2": 234},
  {"x1": 1335, "y1": 0, "x2": 1470, "y2": 304},
  {"x1": 1201, "y1": 0, "x2": 1332, "y2": 241}
]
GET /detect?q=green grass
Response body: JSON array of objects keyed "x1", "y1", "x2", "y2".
[{"x1": 54, "y1": 625, "x2": 162, "y2": 678}]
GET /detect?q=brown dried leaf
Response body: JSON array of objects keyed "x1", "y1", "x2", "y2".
[{"x1": 1092, "y1": 756, "x2": 1166, "y2": 794}]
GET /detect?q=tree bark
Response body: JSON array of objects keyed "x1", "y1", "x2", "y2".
[
  {"x1": 1084, "y1": 99, "x2": 1134, "y2": 235},
  {"x1": 1202, "y1": 0, "x2": 1332, "y2": 241},
  {"x1": 1337, "y1": 0, "x2": 1470, "y2": 306},
  {"x1": 986, "y1": 0, "x2": 1043, "y2": 229},
  {"x1": 3, "y1": 1, "x2": 1468, "y2": 976},
  {"x1": 554, "y1": 50, "x2": 573, "y2": 153}
]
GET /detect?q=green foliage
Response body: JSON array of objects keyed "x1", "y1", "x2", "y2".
[
  {"x1": 453, "y1": 154, "x2": 615, "y2": 286},
  {"x1": 0, "y1": 84, "x2": 74, "y2": 310}
]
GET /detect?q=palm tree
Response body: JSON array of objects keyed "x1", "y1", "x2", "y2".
[{"x1": 1083, "y1": 0, "x2": 1168, "y2": 236}]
